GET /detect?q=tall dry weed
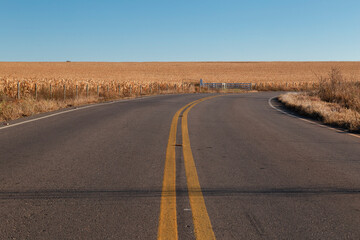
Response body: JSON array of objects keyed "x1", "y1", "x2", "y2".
[{"x1": 317, "y1": 68, "x2": 360, "y2": 112}]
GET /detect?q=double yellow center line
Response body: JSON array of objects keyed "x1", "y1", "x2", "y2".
[{"x1": 158, "y1": 96, "x2": 218, "y2": 240}]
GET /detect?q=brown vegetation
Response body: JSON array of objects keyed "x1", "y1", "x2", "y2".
[
  {"x1": 279, "y1": 68, "x2": 360, "y2": 132},
  {"x1": 0, "y1": 82, "x2": 194, "y2": 122},
  {"x1": 1, "y1": 61, "x2": 359, "y2": 84}
]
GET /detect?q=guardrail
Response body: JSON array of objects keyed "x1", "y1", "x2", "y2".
[{"x1": 200, "y1": 79, "x2": 252, "y2": 90}]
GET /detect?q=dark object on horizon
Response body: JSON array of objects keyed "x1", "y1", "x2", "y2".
[{"x1": 66, "y1": 60, "x2": 71, "y2": 62}]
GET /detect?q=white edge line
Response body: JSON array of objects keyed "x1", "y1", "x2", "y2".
[
  {"x1": 0, "y1": 94, "x2": 178, "y2": 131},
  {"x1": 268, "y1": 96, "x2": 360, "y2": 140}
]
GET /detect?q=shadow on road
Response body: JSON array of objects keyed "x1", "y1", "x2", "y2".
[{"x1": 1, "y1": 187, "x2": 359, "y2": 200}]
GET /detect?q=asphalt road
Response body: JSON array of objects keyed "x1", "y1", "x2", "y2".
[{"x1": 0, "y1": 92, "x2": 359, "y2": 239}]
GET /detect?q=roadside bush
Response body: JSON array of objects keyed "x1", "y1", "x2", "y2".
[{"x1": 317, "y1": 68, "x2": 360, "y2": 112}]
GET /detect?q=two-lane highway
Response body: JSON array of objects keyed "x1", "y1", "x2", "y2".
[{"x1": 1, "y1": 92, "x2": 359, "y2": 239}]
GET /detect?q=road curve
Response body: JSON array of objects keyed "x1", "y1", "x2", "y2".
[{"x1": 0, "y1": 92, "x2": 359, "y2": 239}]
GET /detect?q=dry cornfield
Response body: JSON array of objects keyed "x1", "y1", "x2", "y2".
[
  {"x1": 1, "y1": 61, "x2": 359, "y2": 97},
  {"x1": 1, "y1": 61, "x2": 360, "y2": 83},
  {"x1": 0, "y1": 76, "x2": 192, "y2": 100},
  {"x1": 1, "y1": 61, "x2": 360, "y2": 121}
]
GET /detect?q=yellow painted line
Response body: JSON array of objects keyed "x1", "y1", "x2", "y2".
[
  {"x1": 182, "y1": 96, "x2": 218, "y2": 240},
  {"x1": 157, "y1": 97, "x2": 214, "y2": 240}
]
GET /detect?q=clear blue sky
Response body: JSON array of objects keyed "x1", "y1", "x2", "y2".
[{"x1": 1, "y1": 0, "x2": 359, "y2": 61}]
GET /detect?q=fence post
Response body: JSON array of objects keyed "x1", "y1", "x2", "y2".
[
  {"x1": 150, "y1": 85, "x2": 152, "y2": 94},
  {"x1": 17, "y1": 82, "x2": 20, "y2": 100},
  {"x1": 107, "y1": 85, "x2": 109, "y2": 95},
  {"x1": 76, "y1": 85, "x2": 78, "y2": 99},
  {"x1": 118, "y1": 84, "x2": 121, "y2": 96},
  {"x1": 174, "y1": 84, "x2": 177, "y2": 93},
  {"x1": 63, "y1": 84, "x2": 66, "y2": 101},
  {"x1": 129, "y1": 85, "x2": 132, "y2": 95},
  {"x1": 86, "y1": 84, "x2": 89, "y2": 98},
  {"x1": 35, "y1": 83, "x2": 37, "y2": 100},
  {"x1": 97, "y1": 85, "x2": 99, "y2": 97},
  {"x1": 158, "y1": 84, "x2": 160, "y2": 93},
  {"x1": 50, "y1": 84, "x2": 52, "y2": 99}
]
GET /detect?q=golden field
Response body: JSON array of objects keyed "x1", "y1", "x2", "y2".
[{"x1": 1, "y1": 61, "x2": 360, "y2": 84}]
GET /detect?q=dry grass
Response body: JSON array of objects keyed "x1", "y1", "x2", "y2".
[
  {"x1": 317, "y1": 68, "x2": 360, "y2": 112},
  {"x1": 0, "y1": 96, "x2": 100, "y2": 121},
  {"x1": 279, "y1": 69, "x2": 360, "y2": 132}
]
